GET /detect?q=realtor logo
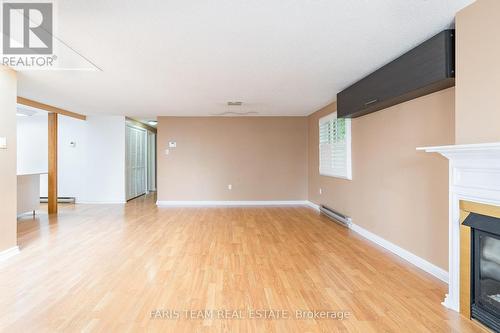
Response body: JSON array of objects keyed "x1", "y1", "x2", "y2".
[{"x1": 2, "y1": 2, "x2": 53, "y2": 54}]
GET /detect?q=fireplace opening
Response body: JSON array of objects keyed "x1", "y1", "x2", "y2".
[{"x1": 463, "y1": 213, "x2": 500, "y2": 332}]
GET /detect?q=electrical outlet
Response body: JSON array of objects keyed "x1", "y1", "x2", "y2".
[
  {"x1": 165, "y1": 149, "x2": 170, "y2": 155},
  {"x1": 319, "y1": 188, "x2": 322, "y2": 195},
  {"x1": 227, "y1": 184, "x2": 232, "y2": 190}
]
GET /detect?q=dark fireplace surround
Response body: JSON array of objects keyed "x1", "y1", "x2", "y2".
[{"x1": 463, "y1": 213, "x2": 500, "y2": 332}]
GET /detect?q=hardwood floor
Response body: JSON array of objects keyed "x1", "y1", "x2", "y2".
[{"x1": 0, "y1": 195, "x2": 485, "y2": 332}]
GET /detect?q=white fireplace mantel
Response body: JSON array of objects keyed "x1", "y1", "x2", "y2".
[{"x1": 417, "y1": 142, "x2": 500, "y2": 312}]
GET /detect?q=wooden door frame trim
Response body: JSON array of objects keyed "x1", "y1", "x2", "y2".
[
  {"x1": 126, "y1": 117, "x2": 157, "y2": 134},
  {"x1": 48, "y1": 113, "x2": 58, "y2": 214},
  {"x1": 17, "y1": 97, "x2": 86, "y2": 121}
]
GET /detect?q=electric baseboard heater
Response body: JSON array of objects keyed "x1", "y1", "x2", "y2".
[
  {"x1": 319, "y1": 205, "x2": 352, "y2": 227},
  {"x1": 40, "y1": 197, "x2": 76, "y2": 204}
]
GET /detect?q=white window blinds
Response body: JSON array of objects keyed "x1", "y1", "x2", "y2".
[{"x1": 319, "y1": 112, "x2": 352, "y2": 179}]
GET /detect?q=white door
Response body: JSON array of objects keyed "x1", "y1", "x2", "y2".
[{"x1": 126, "y1": 125, "x2": 147, "y2": 200}]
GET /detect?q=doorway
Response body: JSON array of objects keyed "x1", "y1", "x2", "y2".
[{"x1": 126, "y1": 122, "x2": 156, "y2": 201}]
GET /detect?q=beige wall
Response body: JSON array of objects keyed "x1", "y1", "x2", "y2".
[
  {"x1": 0, "y1": 66, "x2": 18, "y2": 252},
  {"x1": 455, "y1": 0, "x2": 500, "y2": 144},
  {"x1": 157, "y1": 117, "x2": 308, "y2": 201},
  {"x1": 308, "y1": 88, "x2": 455, "y2": 270}
]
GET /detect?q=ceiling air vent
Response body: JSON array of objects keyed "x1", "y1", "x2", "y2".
[{"x1": 212, "y1": 111, "x2": 258, "y2": 116}]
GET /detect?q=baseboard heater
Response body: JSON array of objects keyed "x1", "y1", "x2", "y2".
[
  {"x1": 40, "y1": 197, "x2": 76, "y2": 204},
  {"x1": 319, "y1": 205, "x2": 352, "y2": 227}
]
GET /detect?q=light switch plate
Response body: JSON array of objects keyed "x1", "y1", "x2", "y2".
[{"x1": 0, "y1": 137, "x2": 7, "y2": 149}]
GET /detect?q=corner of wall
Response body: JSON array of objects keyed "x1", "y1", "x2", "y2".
[{"x1": 0, "y1": 66, "x2": 18, "y2": 252}]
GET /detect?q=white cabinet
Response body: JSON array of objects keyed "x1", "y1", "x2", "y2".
[{"x1": 17, "y1": 173, "x2": 43, "y2": 216}]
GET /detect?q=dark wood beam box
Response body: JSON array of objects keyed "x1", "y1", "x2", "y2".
[{"x1": 337, "y1": 30, "x2": 455, "y2": 118}]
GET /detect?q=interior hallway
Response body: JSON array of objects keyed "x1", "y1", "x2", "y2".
[{"x1": 1, "y1": 195, "x2": 483, "y2": 332}]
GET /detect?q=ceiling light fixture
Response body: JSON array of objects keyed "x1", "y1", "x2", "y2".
[{"x1": 147, "y1": 120, "x2": 158, "y2": 126}]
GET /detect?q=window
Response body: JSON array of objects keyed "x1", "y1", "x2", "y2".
[{"x1": 319, "y1": 112, "x2": 352, "y2": 179}]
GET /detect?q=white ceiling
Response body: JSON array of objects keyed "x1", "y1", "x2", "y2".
[{"x1": 17, "y1": 0, "x2": 474, "y2": 117}]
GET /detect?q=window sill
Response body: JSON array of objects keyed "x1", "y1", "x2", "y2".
[{"x1": 319, "y1": 172, "x2": 352, "y2": 181}]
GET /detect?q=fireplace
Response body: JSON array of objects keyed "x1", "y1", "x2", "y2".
[
  {"x1": 463, "y1": 212, "x2": 500, "y2": 331},
  {"x1": 418, "y1": 142, "x2": 500, "y2": 330}
]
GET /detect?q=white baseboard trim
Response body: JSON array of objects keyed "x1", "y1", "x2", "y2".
[
  {"x1": 0, "y1": 246, "x2": 20, "y2": 262},
  {"x1": 76, "y1": 201, "x2": 127, "y2": 205},
  {"x1": 156, "y1": 200, "x2": 310, "y2": 207},
  {"x1": 349, "y1": 223, "x2": 449, "y2": 284},
  {"x1": 306, "y1": 201, "x2": 320, "y2": 210}
]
